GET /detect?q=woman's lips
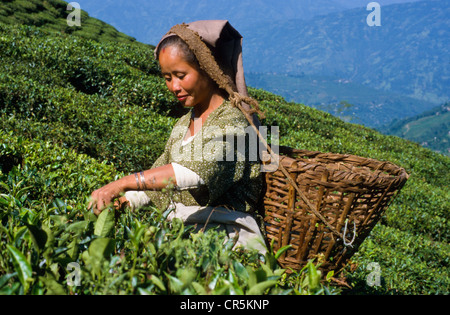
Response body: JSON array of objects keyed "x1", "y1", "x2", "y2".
[{"x1": 177, "y1": 95, "x2": 188, "y2": 101}]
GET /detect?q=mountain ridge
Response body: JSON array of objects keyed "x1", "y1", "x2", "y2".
[
  {"x1": 243, "y1": 0, "x2": 449, "y2": 105},
  {"x1": 75, "y1": 0, "x2": 350, "y2": 45},
  {"x1": 74, "y1": 0, "x2": 427, "y2": 45}
]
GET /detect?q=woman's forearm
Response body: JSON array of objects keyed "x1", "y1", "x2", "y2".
[
  {"x1": 89, "y1": 164, "x2": 176, "y2": 214},
  {"x1": 122, "y1": 164, "x2": 177, "y2": 192}
]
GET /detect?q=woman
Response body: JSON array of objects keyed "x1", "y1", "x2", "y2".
[{"x1": 89, "y1": 20, "x2": 266, "y2": 253}]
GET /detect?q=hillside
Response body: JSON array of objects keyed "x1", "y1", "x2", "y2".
[
  {"x1": 0, "y1": 0, "x2": 140, "y2": 44},
  {"x1": 382, "y1": 103, "x2": 450, "y2": 156},
  {"x1": 0, "y1": 1, "x2": 449, "y2": 295}
]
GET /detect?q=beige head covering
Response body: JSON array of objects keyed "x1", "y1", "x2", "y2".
[{"x1": 155, "y1": 20, "x2": 263, "y2": 126}]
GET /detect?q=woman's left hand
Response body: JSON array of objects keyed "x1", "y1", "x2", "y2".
[{"x1": 88, "y1": 180, "x2": 126, "y2": 215}]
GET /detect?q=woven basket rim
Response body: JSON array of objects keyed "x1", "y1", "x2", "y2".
[{"x1": 275, "y1": 146, "x2": 409, "y2": 188}]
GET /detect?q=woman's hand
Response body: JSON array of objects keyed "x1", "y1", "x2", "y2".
[{"x1": 88, "y1": 179, "x2": 126, "y2": 215}]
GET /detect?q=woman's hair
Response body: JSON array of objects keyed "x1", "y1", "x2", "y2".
[{"x1": 156, "y1": 35, "x2": 200, "y2": 68}]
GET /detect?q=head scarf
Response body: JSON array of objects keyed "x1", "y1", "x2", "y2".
[{"x1": 155, "y1": 20, "x2": 263, "y2": 126}]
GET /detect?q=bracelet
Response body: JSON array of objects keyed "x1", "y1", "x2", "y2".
[
  {"x1": 140, "y1": 171, "x2": 148, "y2": 190},
  {"x1": 134, "y1": 173, "x2": 141, "y2": 190}
]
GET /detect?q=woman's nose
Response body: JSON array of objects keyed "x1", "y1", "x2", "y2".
[{"x1": 171, "y1": 78, "x2": 182, "y2": 94}]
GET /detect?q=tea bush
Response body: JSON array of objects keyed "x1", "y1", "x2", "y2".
[{"x1": 0, "y1": 131, "x2": 336, "y2": 295}]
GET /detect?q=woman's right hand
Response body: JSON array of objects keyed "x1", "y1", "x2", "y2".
[
  {"x1": 88, "y1": 179, "x2": 127, "y2": 215},
  {"x1": 88, "y1": 164, "x2": 176, "y2": 215}
]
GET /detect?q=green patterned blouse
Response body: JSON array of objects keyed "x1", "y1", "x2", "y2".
[{"x1": 145, "y1": 100, "x2": 264, "y2": 216}]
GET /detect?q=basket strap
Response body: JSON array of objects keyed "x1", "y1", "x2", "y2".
[{"x1": 236, "y1": 102, "x2": 347, "y2": 241}]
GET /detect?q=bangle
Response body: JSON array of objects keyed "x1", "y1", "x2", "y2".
[
  {"x1": 134, "y1": 173, "x2": 141, "y2": 190},
  {"x1": 140, "y1": 171, "x2": 148, "y2": 190}
]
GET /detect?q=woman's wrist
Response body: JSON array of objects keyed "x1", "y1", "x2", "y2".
[
  {"x1": 119, "y1": 173, "x2": 141, "y2": 192},
  {"x1": 132, "y1": 171, "x2": 148, "y2": 191},
  {"x1": 123, "y1": 165, "x2": 176, "y2": 192}
]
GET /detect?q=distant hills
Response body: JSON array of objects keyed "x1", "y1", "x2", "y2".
[
  {"x1": 244, "y1": 0, "x2": 449, "y2": 106},
  {"x1": 74, "y1": 0, "x2": 425, "y2": 45},
  {"x1": 74, "y1": 0, "x2": 357, "y2": 45},
  {"x1": 246, "y1": 72, "x2": 438, "y2": 128},
  {"x1": 381, "y1": 103, "x2": 450, "y2": 156}
]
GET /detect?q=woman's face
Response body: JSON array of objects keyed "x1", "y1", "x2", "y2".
[{"x1": 159, "y1": 46, "x2": 213, "y2": 109}]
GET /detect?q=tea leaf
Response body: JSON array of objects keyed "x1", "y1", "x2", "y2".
[
  {"x1": 88, "y1": 238, "x2": 115, "y2": 261},
  {"x1": 307, "y1": 262, "x2": 321, "y2": 293},
  {"x1": 274, "y1": 245, "x2": 292, "y2": 259},
  {"x1": 39, "y1": 274, "x2": 66, "y2": 295},
  {"x1": 246, "y1": 279, "x2": 278, "y2": 295},
  {"x1": 0, "y1": 273, "x2": 17, "y2": 289},
  {"x1": 66, "y1": 220, "x2": 89, "y2": 234},
  {"x1": 232, "y1": 260, "x2": 249, "y2": 281},
  {"x1": 26, "y1": 224, "x2": 48, "y2": 253},
  {"x1": 150, "y1": 275, "x2": 166, "y2": 292},
  {"x1": 6, "y1": 245, "x2": 33, "y2": 292},
  {"x1": 326, "y1": 270, "x2": 334, "y2": 282},
  {"x1": 94, "y1": 208, "x2": 115, "y2": 238},
  {"x1": 165, "y1": 273, "x2": 184, "y2": 294},
  {"x1": 191, "y1": 281, "x2": 207, "y2": 295}
]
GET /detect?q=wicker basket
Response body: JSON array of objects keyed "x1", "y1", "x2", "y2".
[{"x1": 263, "y1": 146, "x2": 409, "y2": 273}]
